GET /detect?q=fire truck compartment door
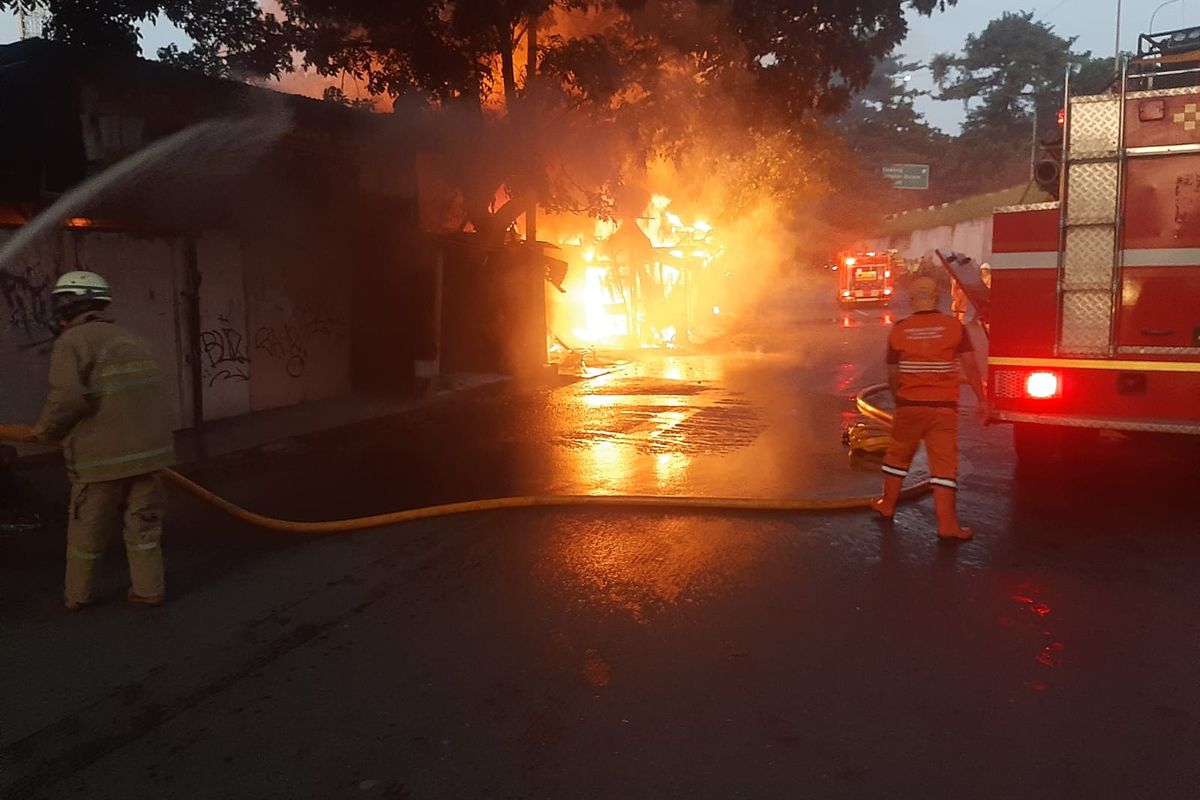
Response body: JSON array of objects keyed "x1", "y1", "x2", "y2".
[
  {"x1": 1117, "y1": 155, "x2": 1200, "y2": 351},
  {"x1": 1117, "y1": 268, "x2": 1200, "y2": 349}
]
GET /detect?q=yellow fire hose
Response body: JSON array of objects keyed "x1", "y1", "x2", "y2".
[
  {"x1": 843, "y1": 383, "x2": 898, "y2": 456},
  {"x1": 0, "y1": 384, "x2": 923, "y2": 533}
]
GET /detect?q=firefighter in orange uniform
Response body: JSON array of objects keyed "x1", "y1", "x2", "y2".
[
  {"x1": 950, "y1": 278, "x2": 969, "y2": 323},
  {"x1": 871, "y1": 276, "x2": 986, "y2": 539}
]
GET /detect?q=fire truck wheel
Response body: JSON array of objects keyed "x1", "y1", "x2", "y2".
[{"x1": 1013, "y1": 423, "x2": 1066, "y2": 468}]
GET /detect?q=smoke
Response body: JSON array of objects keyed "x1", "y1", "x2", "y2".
[
  {"x1": 243, "y1": 0, "x2": 879, "y2": 343},
  {"x1": 0, "y1": 111, "x2": 294, "y2": 274},
  {"x1": 528, "y1": 1, "x2": 873, "y2": 342}
]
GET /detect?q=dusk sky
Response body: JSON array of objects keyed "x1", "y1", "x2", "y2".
[{"x1": 0, "y1": 1, "x2": 1180, "y2": 132}]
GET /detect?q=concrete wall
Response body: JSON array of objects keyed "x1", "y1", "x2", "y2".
[
  {"x1": 878, "y1": 216, "x2": 994, "y2": 265},
  {"x1": 0, "y1": 225, "x2": 352, "y2": 430},
  {"x1": 242, "y1": 234, "x2": 351, "y2": 412},
  {"x1": 196, "y1": 232, "x2": 250, "y2": 420},
  {"x1": 440, "y1": 244, "x2": 548, "y2": 378}
]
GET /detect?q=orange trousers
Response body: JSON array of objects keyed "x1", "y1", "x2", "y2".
[{"x1": 881, "y1": 406, "x2": 959, "y2": 489}]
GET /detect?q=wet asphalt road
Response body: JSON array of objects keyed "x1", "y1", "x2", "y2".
[{"x1": 2, "y1": 287, "x2": 1200, "y2": 799}]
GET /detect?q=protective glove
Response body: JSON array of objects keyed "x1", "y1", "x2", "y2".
[{"x1": 0, "y1": 424, "x2": 39, "y2": 444}]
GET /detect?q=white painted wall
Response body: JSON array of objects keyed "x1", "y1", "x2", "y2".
[
  {"x1": 0, "y1": 225, "x2": 354, "y2": 435},
  {"x1": 879, "y1": 216, "x2": 995, "y2": 266},
  {"x1": 0, "y1": 228, "x2": 190, "y2": 430},
  {"x1": 196, "y1": 232, "x2": 251, "y2": 421},
  {"x1": 243, "y1": 234, "x2": 351, "y2": 413}
]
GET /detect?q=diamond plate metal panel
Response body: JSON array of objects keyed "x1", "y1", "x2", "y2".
[
  {"x1": 1062, "y1": 227, "x2": 1115, "y2": 289},
  {"x1": 1065, "y1": 162, "x2": 1118, "y2": 224},
  {"x1": 1068, "y1": 97, "x2": 1120, "y2": 157},
  {"x1": 994, "y1": 201, "x2": 1061, "y2": 214},
  {"x1": 1127, "y1": 87, "x2": 1200, "y2": 100},
  {"x1": 1060, "y1": 290, "x2": 1113, "y2": 354},
  {"x1": 1118, "y1": 346, "x2": 1200, "y2": 355}
]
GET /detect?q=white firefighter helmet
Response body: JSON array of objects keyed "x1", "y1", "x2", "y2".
[{"x1": 52, "y1": 271, "x2": 112, "y2": 301}]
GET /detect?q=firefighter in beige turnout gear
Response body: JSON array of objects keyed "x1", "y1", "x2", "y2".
[{"x1": 29, "y1": 271, "x2": 175, "y2": 610}]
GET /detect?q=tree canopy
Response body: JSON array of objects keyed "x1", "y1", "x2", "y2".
[
  {"x1": 3, "y1": 0, "x2": 961, "y2": 238},
  {"x1": 932, "y1": 11, "x2": 1077, "y2": 140},
  {"x1": 923, "y1": 11, "x2": 1114, "y2": 197},
  {"x1": 0, "y1": 0, "x2": 293, "y2": 76}
]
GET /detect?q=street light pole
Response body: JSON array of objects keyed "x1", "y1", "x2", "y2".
[
  {"x1": 1115, "y1": 0, "x2": 1123, "y2": 66},
  {"x1": 1150, "y1": 0, "x2": 1183, "y2": 32}
]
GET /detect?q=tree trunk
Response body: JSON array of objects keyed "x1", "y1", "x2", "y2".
[
  {"x1": 525, "y1": 16, "x2": 538, "y2": 243},
  {"x1": 501, "y1": 26, "x2": 518, "y2": 113}
]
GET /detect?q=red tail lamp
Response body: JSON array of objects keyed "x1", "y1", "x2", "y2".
[{"x1": 1025, "y1": 371, "x2": 1060, "y2": 399}]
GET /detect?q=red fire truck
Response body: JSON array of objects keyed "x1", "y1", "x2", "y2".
[
  {"x1": 942, "y1": 30, "x2": 1200, "y2": 461},
  {"x1": 836, "y1": 250, "x2": 897, "y2": 306}
]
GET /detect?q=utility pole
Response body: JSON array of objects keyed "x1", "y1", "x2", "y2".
[{"x1": 1030, "y1": 104, "x2": 1039, "y2": 182}]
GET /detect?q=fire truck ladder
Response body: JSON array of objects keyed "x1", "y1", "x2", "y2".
[{"x1": 1055, "y1": 62, "x2": 1129, "y2": 356}]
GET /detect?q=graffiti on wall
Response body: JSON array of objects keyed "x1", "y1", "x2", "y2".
[
  {"x1": 253, "y1": 306, "x2": 347, "y2": 379},
  {"x1": 0, "y1": 266, "x2": 58, "y2": 340},
  {"x1": 199, "y1": 315, "x2": 250, "y2": 385}
]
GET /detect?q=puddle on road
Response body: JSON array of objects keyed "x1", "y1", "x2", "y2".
[
  {"x1": 560, "y1": 399, "x2": 765, "y2": 456},
  {"x1": 537, "y1": 515, "x2": 765, "y2": 623},
  {"x1": 560, "y1": 375, "x2": 766, "y2": 458}
]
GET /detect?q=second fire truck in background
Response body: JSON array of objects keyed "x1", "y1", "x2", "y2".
[{"x1": 837, "y1": 250, "x2": 898, "y2": 306}]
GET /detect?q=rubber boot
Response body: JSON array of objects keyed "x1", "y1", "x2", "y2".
[
  {"x1": 933, "y1": 486, "x2": 972, "y2": 540},
  {"x1": 871, "y1": 475, "x2": 903, "y2": 519}
]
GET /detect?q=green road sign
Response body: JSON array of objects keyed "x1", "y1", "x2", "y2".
[{"x1": 882, "y1": 164, "x2": 929, "y2": 190}]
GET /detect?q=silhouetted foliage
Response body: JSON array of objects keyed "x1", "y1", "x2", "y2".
[{"x1": 0, "y1": 0, "x2": 292, "y2": 77}]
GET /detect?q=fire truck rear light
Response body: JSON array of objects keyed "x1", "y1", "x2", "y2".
[
  {"x1": 845, "y1": 257, "x2": 856, "y2": 267},
  {"x1": 1025, "y1": 372, "x2": 1060, "y2": 399},
  {"x1": 883, "y1": 288, "x2": 893, "y2": 295},
  {"x1": 842, "y1": 290, "x2": 851, "y2": 298}
]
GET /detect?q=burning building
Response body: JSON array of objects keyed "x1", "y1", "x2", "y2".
[{"x1": 546, "y1": 194, "x2": 726, "y2": 354}]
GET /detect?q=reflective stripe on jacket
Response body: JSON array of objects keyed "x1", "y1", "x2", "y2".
[
  {"x1": 35, "y1": 314, "x2": 175, "y2": 483},
  {"x1": 886, "y1": 310, "x2": 972, "y2": 405}
]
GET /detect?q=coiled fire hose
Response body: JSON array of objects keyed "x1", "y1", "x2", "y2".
[
  {"x1": 0, "y1": 385, "x2": 926, "y2": 533},
  {"x1": 843, "y1": 383, "x2": 899, "y2": 456}
]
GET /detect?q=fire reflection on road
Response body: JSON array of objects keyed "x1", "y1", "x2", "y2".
[
  {"x1": 543, "y1": 355, "x2": 767, "y2": 619},
  {"x1": 654, "y1": 451, "x2": 691, "y2": 489}
]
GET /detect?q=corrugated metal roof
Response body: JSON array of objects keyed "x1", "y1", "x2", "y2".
[{"x1": 881, "y1": 183, "x2": 1053, "y2": 236}]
